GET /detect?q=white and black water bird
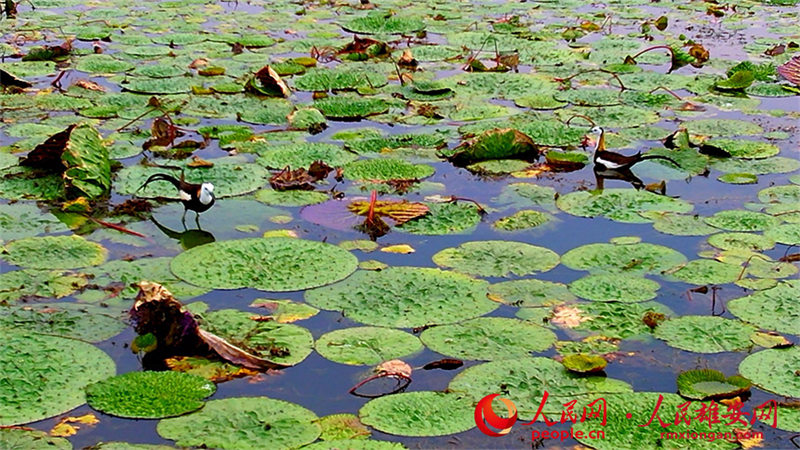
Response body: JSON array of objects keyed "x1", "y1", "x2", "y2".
[
  {"x1": 137, "y1": 173, "x2": 215, "y2": 226},
  {"x1": 589, "y1": 126, "x2": 681, "y2": 171}
]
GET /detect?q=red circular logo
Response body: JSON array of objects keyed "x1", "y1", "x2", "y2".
[{"x1": 475, "y1": 394, "x2": 518, "y2": 437}]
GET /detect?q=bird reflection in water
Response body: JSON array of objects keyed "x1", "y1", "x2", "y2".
[{"x1": 151, "y1": 216, "x2": 215, "y2": 250}]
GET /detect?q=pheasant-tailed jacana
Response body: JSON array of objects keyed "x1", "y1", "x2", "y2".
[
  {"x1": 137, "y1": 173, "x2": 214, "y2": 226},
  {"x1": 589, "y1": 126, "x2": 681, "y2": 171}
]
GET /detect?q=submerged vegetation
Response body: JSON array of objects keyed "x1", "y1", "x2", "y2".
[{"x1": 1, "y1": 0, "x2": 799, "y2": 448}]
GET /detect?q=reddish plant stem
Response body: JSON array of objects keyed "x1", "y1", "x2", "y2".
[{"x1": 88, "y1": 217, "x2": 147, "y2": 238}]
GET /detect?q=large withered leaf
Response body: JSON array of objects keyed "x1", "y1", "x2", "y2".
[
  {"x1": 246, "y1": 65, "x2": 290, "y2": 97},
  {"x1": 447, "y1": 128, "x2": 540, "y2": 166},
  {"x1": 21, "y1": 123, "x2": 111, "y2": 198},
  {"x1": 0, "y1": 68, "x2": 33, "y2": 88},
  {"x1": 777, "y1": 54, "x2": 800, "y2": 86},
  {"x1": 347, "y1": 199, "x2": 429, "y2": 224}
]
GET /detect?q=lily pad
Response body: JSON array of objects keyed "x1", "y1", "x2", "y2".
[
  {"x1": 640, "y1": 212, "x2": 717, "y2": 236},
  {"x1": 487, "y1": 279, "x2": 575, "y2": 307},
  {"x1": 670, "y1": 259, "x2": 741, "y2": 285},
  {"x1": 86, "y1": 371, "x2": 215, "y2": 419},
  {"x1": 561, "y1": 240, "x2": 686, "y2": 275},
  {"x1": 344, "y1": 158, "x2": 434, "y2": 181},
  {"x1": 199, "y1": 309, "x2": 314, "y2": 366},
  {"x1": 0, "y1": 428, "x2": 71, "y2": 450},
  {"x1": 704, "y1": 209, "x2": 781, "y2": 231},
  {"x1": 0, "y1": 270, "x2": 88, "y2": 302},
  {"x1": 569, "y1": 274, "x2": 659, "y2": 302},
  {"x1": 293, "y1": 67, "x2": 388, "y2": 91},
  {"x1": 654, "y1": 316, "x2": 756, "y2": 353},
  {"x1": 0, "y1": 303, "x2": 125, "y2": 343},
  {"x1": 398, "y1": 202, "x2": 481, "y2": 235},
  {"x1": 359, "y1": 392, "x2": 473, "y2": 437},
  {"x1": 573, "y1": 301, "x2": 672, "y2": 340},
  {"x1": 572, "y1": 392, "x2": 738, "y2": 450},
  {"x1": 712, "y1": 156, "x2": 800, "y2": 175},
  {"x1": 685, "y1": 119, "x2": 763, "y2": 136},
  {"x1": 0, "y1": 332, "x2": 116, "y2": 426},
  {"x1": 738, "y1": 347, "x2": 800, "y2": 398},
  {"x1": 255, "y1": 189, "x2": 329, "y2": 207},
  {"x1": 448, "y1": 356, "x2": 632, "y2": 419},
  {"x1": 315, "y1": 327, "x2": 422, "y2": 365},
  {"x1": 557, "y1": 188, "x2": 692, "y2": 223},
  {"x1": 676, "y1": 369, "x2": 751, "y2": 400},
  {"x1": 718, "y1": 173, "x2": 758, "y2": 184},
  {"x1": 342, "y1": 13, "x2": 425, "y2": 35},
  {"x1": 446, "y1": 128, "x2": 539, "y2": 166},
  {"x1": 492, "y1": 210, "x2": 552, "y2": 231},
  {"x1": 3, "y1": 235, "x2": 107, "y2": 269},
  {"x1": 170, "y1": 237, "x2": 357, "y2": 291},
  {"x1": 707, "y1": 232, "x2": 775, "y2": 251},
  {"x1": 305, "y1": 267, "x2": 495, "y2": 328},
  {"x1": 0, "y1": 202, "x2": 68, "y2": 240},
  {"x1": 420, "y1": 317, "x2": 556, "y2": 360},
  {"x1": 764, "y1": 223, "x2": 800, "y2": 245},
  {"x1": 704, "y1": 139, "x2": 779, "y2": 159},
  {"x1": 157, "y1": 397, "x2": 321, "y2": 450},
  {"x1": 432, "y1": 240, "x2": 559, "y2": 277},
  {"x1": 256, "y1": 142, "x2": 358, "y2": 169},
  {"x1": 561, "y1": 354, "x2": 607, "y2": 373},
  {"x1": 115, "y1": 158, "x2": 269, "y2": 199},
  {"x1": 728, "y1": 280, "x2": 800, "y2": 334},
  {"x1": 314, "y1": 95, "x2": 389, "y2": 119}
]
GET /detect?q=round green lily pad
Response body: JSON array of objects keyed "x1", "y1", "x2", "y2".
[
  {"x1": 561, "y1": 241, "x2": 686, "y2": 275},
  {"x1": 255, "y1": 189, "x2": 329, "y2": 207},
  {"x1": 0, "y1": 428, "x2": 71, "y2": 450},
  {"x1": 676, "y1": 369, "x2": 751, "y2": 400},
  {"x1": 492, "y1": 210, "x2": 552, "y2": 231},
  {"x1": 3, "y1": 235, "x2": 107, "y2": 269},
  {"x1": 398, "y1": 202, "x2": 481, "y2": 235},
  {"x1": 487, "y1": 279, "x2": 575, "y2": 307},
  {"x1": 256, "y1": 142, "x2": 358, "y2": 169},
  {"x1": 707, "y1": 232, "x2": 775, "y2": 251},
  {"x1": 305, "y1": 267, "x2": 495, "y2": 328},
  {"x1": 728, "y1": 280, "x2": 800, "y2": 335},
  {"x1": 344, "y1": 158, "x2": 434, "y2": 181},
  {"x1": 420, "y1": 317, "x2": 556, "y2": 360},
  {"x1": 0, "y1": 202, "x2": 69, "y2": 240},
  {"x1": 86, "y1": 371, "x2": 215, "y2": 419},
  {"x1": 641, "y1": 212, "x2": 718, "y2": 236},
  {"x1": 0, "y1": 269, "x2": 88, "y2": 302},
  {"x1": 569, "y1": 274, "x2": 659, "y2": 302},
  {"x1": 704, "y1": 138, "x2": 779, "y2": 159},
  {"x1": 432, "y1": 240, "x2": 559, "y2": 278},
  {"x1": 0, "y1": 332, "x2": 115, "y2": 425},
  {"x1": 171, "y1": 237, "x2": 357, "y2": 292},
  {"x1": 448, "y1": 357, "x2": 632, "y2": 419},
  {"x1": 359, "y1": 392, "x2": 473, "y2": 437},
  {"x1": 776, "y1": 406, "x2": 800, "y2": 433},
  {"x1": 739, "y1": 347, "x2": 800, "y2": 398},
  {"x1": 712, "y1": 156, "x2": 800, "y2": 175},
  {"x1": 718, "y1": 173, "x2": 758, "y2": 184},
  {"x1": 573, "y1": 392, "x2": 738, "y2": 450},
  {"x1": 317, "y1": 413, "x2": 370, "y2": 441},
  {"x1": 115, "y1": 158, "x2": 268, "y2": 199},
  {"x1": 157, "y1": 397, "x2": 321, "y2": 449},
  {"x1": 315, "y1": 327, "x2": 422, "y2": 365},
  {"x1": 670, "y1": 259, "x2": 741, "y2": 285},
  {"x1": 573, "y1": 301, "x2": 672, "y2": 340},
  {"x1": 557, "y1": 188, "x2": 692, "y2": 223},
  {"x1": 342, "y1": 15, "x2": 425, "y2": 35},
  {"x1": 0, "y1": 303, "x2": 125, "y2": 343},
  {"x1": 758, "y1": 184, "x2": 800, "y2": 204},
  {"x1": 198, "y1": 309, "x2": 314, "y2": 366},
  {"x1": 654, "y1": 316, "x2": 756, "y2": 353},
  {"x1": 764, "y1": 223, "x2": 800, "y2": 245},
  {"x1": 685, "y1": 119, "x2": 763, "y2": 136},
  {"x1": 314, "y1": 96, "x2": 389, "y2": 119},
  {"x1": 704, "y1": 209, "x2": 781, "y2": 232}
]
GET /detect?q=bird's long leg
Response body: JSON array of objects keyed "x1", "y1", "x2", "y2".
[
  {"x1": 182, "y1": 209, "x2": 188, "y2": 230},
  {"x1": 195, "y1": 211, "x2": 201, "y2": 228}
]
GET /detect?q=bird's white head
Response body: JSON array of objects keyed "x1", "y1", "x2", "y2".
[
  {"x1": 199, "y1": 183, "x2": 214, "y2": 205},
  {"x1": 590, "y1": 126, "x2": 604, "y2": 136},
  {"x1": 588, "y1": 126, "x2": 605, "y2": 152}
]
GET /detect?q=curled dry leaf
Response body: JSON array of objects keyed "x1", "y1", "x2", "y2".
[
  {"x1": 49, "y1": 414, "x2": 99, "y2": 437},
  {"x1": 376, "y1": 359, "x2": 413, "y2": 378},
  {"x1": 187, "y1": 155, "x2": 214, "y2": 168},
  {"x1": 550, "y1": 305, "x2": 590, "y2": 328},
  {"x1": 73, "y1": 79, "x2": 106, "y2": 92},
  {"x1": 189, "y1": 58, "x2": 209, "y2": 69},
  {"x1": 247, "y1": 65, "x2": 290, "y2": 97}
]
